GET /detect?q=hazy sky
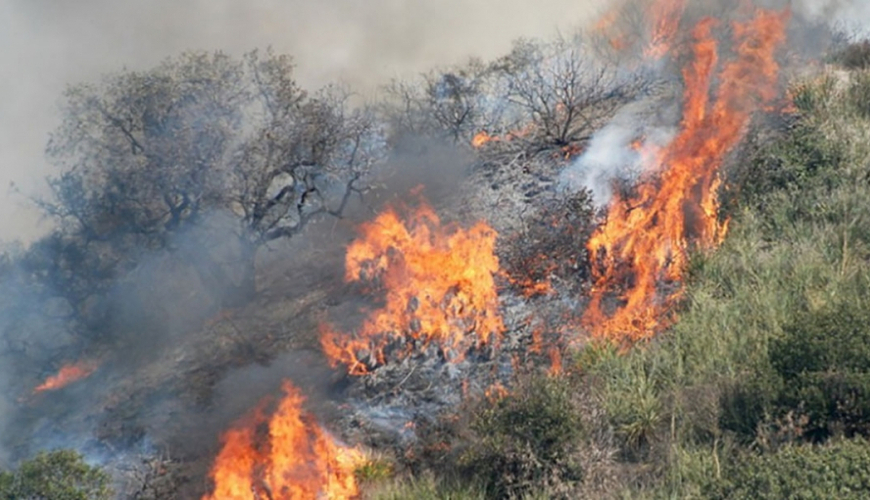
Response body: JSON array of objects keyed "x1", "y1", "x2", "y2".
[
  {"x1": 0, "y1": 0, "x2": 616, "y2": 243},
  {"x1": 2, "y1": 0, "x2": 868, "y2": 243}
]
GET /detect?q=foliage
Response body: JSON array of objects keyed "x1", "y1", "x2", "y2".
[
  {"x1": 579, "y1": 69, "x2": 870, "y2": 496},
  {"x1": 459, "y1": 376, "x2": 584, "y2": 499},
  {"x1": 710, "y1": 439, "x2": 870, "y2": 499},
  {"x1": 768, "y1": 303, "x2": 870, "y2": 440},
  {"x1": 0, "y1": 450, "x2": 112, "y2": 500},
  {"x1": 40, "y1": 49, "x2": 384, "y2": 312},
  {"x1": 355, "y1": 454, "x2": 396, "y2": 483},
  {"x1": 366, "y1": 475, "x2": 488, "y2": 500}
]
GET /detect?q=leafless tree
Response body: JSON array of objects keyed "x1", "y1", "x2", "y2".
[
  {"x1": 493, "y1": 35, "x2": 651, "y2": 153},
  {"x1": 380, "y1": 59, "x2": 507, "y2": 145}
]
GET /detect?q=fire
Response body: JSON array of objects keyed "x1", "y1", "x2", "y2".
[
  {"x1": 202, "y1": 381, "x2": 364, "y2": 500},
  {"x1": 471, "y1": 123, "x2": 535, "y2": 149},
  {"x1": 472, "y1": 131, "x2": 496, "y2": 147},
  {"x1": 33, "y1": 360, "x2": 98, "y2": 393},
  {"x1": 644, "y1": 0, "x2": 687, "y2": 59},
  {"x1": 591, "y1": 0, "x2": 687, "y2": 59},
  {"x1": 593, "y1": 8, "x2": 629, "y2": 52},
  {"x1": 583, "y1": 9, "x2": 789, "y2": 341},
  {"x1": 320, "y1": 195, "x2": 504, "y2": 375}
]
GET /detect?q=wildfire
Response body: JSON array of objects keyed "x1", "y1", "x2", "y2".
[
  {"x1": 644, "y1": 0, "x2": 687, "y2": 59},
  {"x1": 320, "y1": 195, "x2": 504, "y2": 375},
  {"x1": 472, "y1": 131, "x2": 496, "y2": 147},
  {"x1": 202, "y1": 381, "x2": 364, "y2": 500},
  {"x1": 591, "y1": 0, "x2": 687, "y2": 59},
  {"x1": 583, "y1": 9, "x2": 789, "y2": 341},
  {"x1": 33, "y1": 360, "x2": 98, "y2": 394}
]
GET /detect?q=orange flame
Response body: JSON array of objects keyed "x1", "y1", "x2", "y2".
[
  {"x1": 645, "y1": 0, "x2": 687, "y2": 59},
  {"x1": 583, "y1": 9, "x2": 789, "y2": 341},
  {"x1": 472, "y1": 131, "x2": 496, "y2": 147},
  {"x1": 320, "y1": 196, "x2": 504, "y2": 375},
  {"x1": 33, "y1": 360, "x2": 98, "y2": 393},
  {"x1": 202, "y1": 381, "x2": 364, "y2": 500}
]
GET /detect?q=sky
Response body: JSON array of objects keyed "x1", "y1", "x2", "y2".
[{"x1": 0, "y1": 0, "x2": 614, "y2": 243}]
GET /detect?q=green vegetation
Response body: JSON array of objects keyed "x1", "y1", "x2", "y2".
[
  {"x1": 0, "y1": 450, "x2": 112, "y2": 500},
  {"x1": 459, "y1": 377, "x2": 585, "y2": 499},
  {"x1": 710, "y1": 439, "x2": 870, "y2": 500}
]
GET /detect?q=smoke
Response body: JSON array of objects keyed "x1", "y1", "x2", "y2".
[
  {"x1": 560, "y1": 96, "x2": 679, "y2": 206},
  {"x1": 0, "y1": 0, "x2": 617, "y2": 244},
  {"x1": 560, "y1": 0, "x2": 870, "y2": 206}
]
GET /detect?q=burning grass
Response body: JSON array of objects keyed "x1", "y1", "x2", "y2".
[
  {"x1": 201, "y1": 380, "x2": 364, "y2": 500},
  {"x1": 582, "y1": 8, "x2": 790, "y2": 342},
  {"x1": 320, "y1": 194, "x2": 504, "y2": 375}
]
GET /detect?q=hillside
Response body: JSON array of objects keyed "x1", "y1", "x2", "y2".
[{"x1": 4, "y1": 1, "x2": 870, "y2": 500}]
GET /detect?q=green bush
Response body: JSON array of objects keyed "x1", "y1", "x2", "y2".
[
  {"x1": 710, "y1": 439, "x2": 870, "y2": 499},
  {"x1": 459, "y1": 377, "x2": 584, "y2": 499},
  {"x1": 769, "y1": 303, "x2": 870, "y2": 440},
  {"x1": 0, "y1": 450, "x2": 112, "y2": 500}
]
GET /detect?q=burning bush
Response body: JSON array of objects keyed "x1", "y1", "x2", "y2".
[
  {"x1": 501, "y1": 190, "x2": 595, "y2": 299},
  {"x1": 582, "y1": 8, "x2": 789, "y2": 342}
]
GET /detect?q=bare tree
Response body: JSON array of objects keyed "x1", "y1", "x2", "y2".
[
  {"x1": 493, "y1": 35, "x2": 650, "y2": 152},
  {"x1": 381, "y1": 59, "x2": 507, "y2": 144}
]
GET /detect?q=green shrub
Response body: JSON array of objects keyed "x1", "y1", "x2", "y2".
[
  {"x1": 459, "y1": 376, "x2": 584, "y2": 499},
  {"x1": 0, "y1": 450, "x2": 112, "y2": 500},
  {"x1": 710, "y1": 439, "x2": 870, "y2": 499},
  {"x1": 769, "y1": 303, "x2": 870, "y2": 440},
  {"x1": 367, "y1": 475, "x2": 487, "y2": 500}
]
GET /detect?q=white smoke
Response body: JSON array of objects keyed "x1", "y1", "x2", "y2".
[{"x1": 560, "y1": 96, "x2": 678, "y2": 206}]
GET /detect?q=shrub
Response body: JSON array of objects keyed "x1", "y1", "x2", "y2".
[
  {"x1": 0, "y1": 450, "x2": 112, "y2": 500},
  {"x1": 710, "y1": 439, "x2": 870, "y2": 499},
  {"x1": 830, "y1": 40, "x2": 870, "y2": 70},
  {"x1": 459, "y1": 376, "x2": 584, "y2": 499},
  {"x1": 770, "y1": 303, "x2": 870, "y2": 440},
  {"x1": 367, "y1": 475, "x2": 487, "y2": 500},
  {"x1": 355, "y1": 454, "x2": 396, "y2": 484}
]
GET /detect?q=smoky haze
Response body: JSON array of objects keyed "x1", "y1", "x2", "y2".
[{"x1": 1, "y1": 0, "x2": 619, "y2": 243}]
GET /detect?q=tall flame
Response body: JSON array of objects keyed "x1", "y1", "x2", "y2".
[
  {"x1": 592, "y1": 0, "x2": 687, "y2": 58},
  {"x1": 33, "y1": 360, "x2": 98, "y2": 394},
  {"x1": 321, "y1": 196, "x2": 504, "y2": 375},
  {"x1": 202, "y1": 381, "x2": 364, "y2": 500},
  {"x1": 583, "y1": 9, "x2": 789, "y2": 341},
  {"x1": 645, "y1": 0, "x2": 687, "y2": 59}
]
